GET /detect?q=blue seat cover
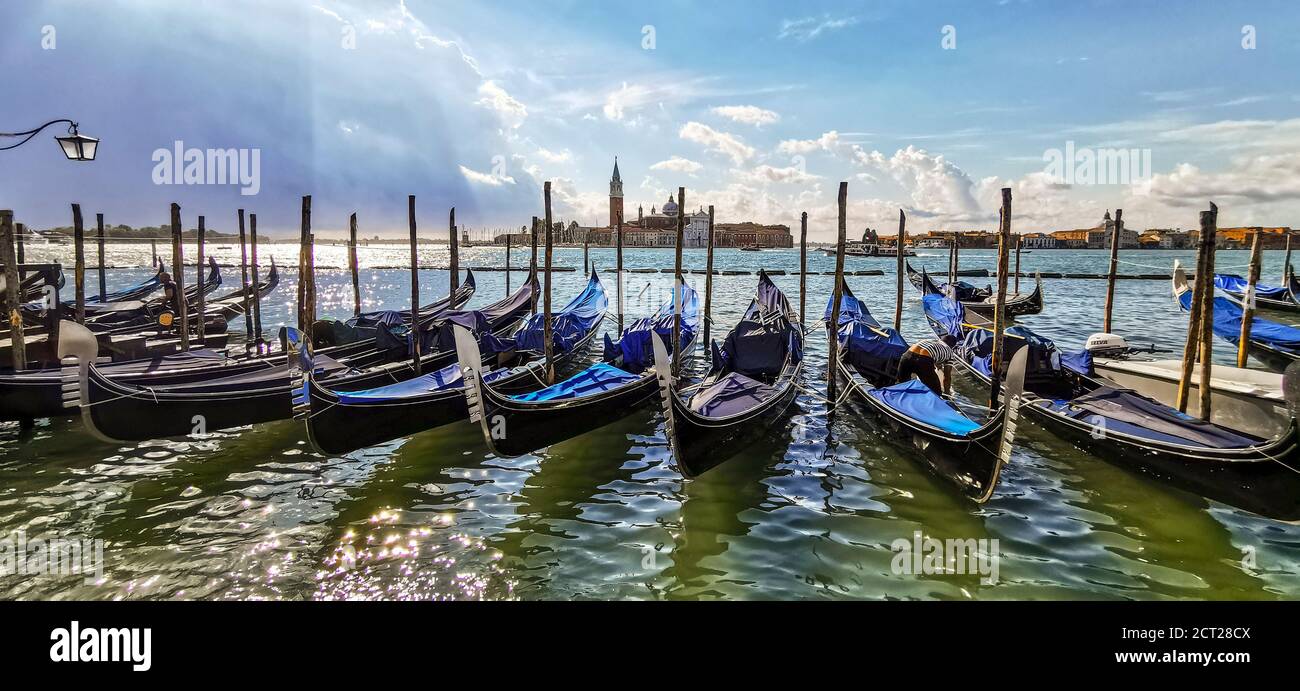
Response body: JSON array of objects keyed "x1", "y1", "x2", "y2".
[
  {"x1": 509, "y1": 362, "x2": 640, "y2": 402},
  {"x1": 865, "y1": 379, "x2": 982, "y2": 435}
]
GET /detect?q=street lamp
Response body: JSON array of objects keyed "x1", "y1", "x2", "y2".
[{"x1": 1, "y1": 119, "x2": 99, "y2": 161}]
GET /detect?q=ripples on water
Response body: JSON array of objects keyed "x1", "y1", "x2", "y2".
[{"x1": 2, "y1": 244, "x2": 1299, "y2": 600}]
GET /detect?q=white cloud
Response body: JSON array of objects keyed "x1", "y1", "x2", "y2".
[
  {"x1": 475, "y1": 80, "x2": 527, "y2": 128},
  {"x1": 711, "y1": 105, "x2": 780, "y2": 127},
  {"x1": 778, "y1": 15, "x2": 859, "y2": 42},
  {"x1": 777, "y1": 130, "x2": 843, "y2": 155},
  {"x1": 535, "y1": 147, "x2": 572, "y2": 163},
  {"x1": 734, "y1": 164, "x2": 821, "y2": 185},
  {"x1": 603, "y1": 82, "x2": 652, "y2": 121},
  {"x1": 679, "y1": 122, "x2": 755, "y2": 165},
  {"x1": 458, "y1": 164, "x2": 516, "y2": 186},
  {"x1": 650, "y1": 156, "x2": 704, "y2": 174}
]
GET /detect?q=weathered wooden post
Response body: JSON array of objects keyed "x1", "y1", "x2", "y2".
[
  {"x1": 672, "y1": 187, "x2": 686, "y2": 376},
  {"x1": 989, "y1": 189, "x2": 1013, "y2": 410},
  {"x1": 250, "y1": 213, "x2": 264, "y2": 349},
  {"x1": 195, "y1": 215, "x2": 207, "y2": 344},
  {"x1": 15, "y1": 222, "x2": 25, "y2": 279},
  {"x1": 703, "y1": 205, "x2": 716, "y2": 347},
  {"x1": 1176, "y1": 219, "x2": 1211, "y2": 412},
  {"x1": 894, "y1": 209, "x2": 906, "y2": 331},
  {"x1": 530, "y1": 216, "x2": 540, "y2": 315},
  {"x1": 170, "y1": 203, "x2": 189, "y2": 351},
  {"x1": 72, "y1": 204, "x2": 86, "y2": 323},
  {"x1": 950, "y1": 232, "x2": 960, "y2": 285},
  {"x1": 449, "y1": 207, "x2": 459, "y2": 294},
  {"x1": 408, "y1": 195, "x2": 422, "y2": 375},
  {"x1": 1237, "y1": 229, "x2": 1263, "y2": 368},
  {"x1": 1279, "y1": 232, "x2": 1289, "y2": 285},
  {"x1": 1196, "y1": 204, "x2": 1218, "y2": 421},
  {"x1": 799, "y1": 211, "x2": 808, "y2": 326},
  {"x1": 616, "y1": 210, "x2": 625, "y2": 333},
  {"x1": 349, "y1": 212, "x2": 361, "y2": 317},
  {"x1": 583, "y1": 233, "x2": 590, "y2": 275},
  {"x1": 505, "y1": 233, "x2": 512, "y2": 295},
  {"x1": 827, "y1": 183, "x2": 848, "y2": 403},
  {"x1": 297, "y1": 195, "x2": 313, "y2": 332},
  {"x1": 150, "y1": 238, "x2": 157, "y2": 268},
  {"x1": 95, "y1": 213, "x2": 107, "y2": 300},
  {"x1": 237, "y1": 210, "x2": 253, "y2": 346},
  {"x1": 543, "y1": 182, "x2": 555, "y2": 383},
  {"x1": 1102, "y1": 209, "x2": 1123, "y2": 333},
  {"x1": 0, "y1": 211, "x2": 26, "y2": 370}
]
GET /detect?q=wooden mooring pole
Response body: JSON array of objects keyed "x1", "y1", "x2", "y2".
[
  {"x1": 72, "y1": 204, "x2": 85, "y2": 324},
  {"x1": 1103, "y1": 209, "x2": 1122, "y2": 333},
  {"x1": 170, "y1": 203, "x2": 189, "y2": 351},
  {"x1": 349, "y1": 213, "x2": 361, "y2": 317},
  {"x1": 505, "y1": 233, "x2": 512, "y2": 295},
  {"x1": 703, "y1": 205, "x2": 716, "y2": 347},
  {"x1": 15, "y1": 222, "x2": 25, "y2": 280},
  {"x1": 1196, "y1": 204, "x2": 1218, "y2": 421},
  {"x1": 96, "y1": 213, "x2": 107, "y2": 300},
  {"x1": 250, "y1": 213, "x2": 264, "y2": 349},
  {"x1": 672, "y1": 186, "x2": 685, "y2": 377},
  {"x1": 238, "y1": 210, "x2": 253, "y2": 347},
  {"x1": 449, "y1": 207, "x2": 459, "y2": 294},
  {"x1": 0, "y1": 211, "x2": 26, "y2": 370},
  {"x1": 827, "y1": 182, "x2": 848, "y2": 404},
  {"x1": 195, "y1": 215, "x2": 207, "y2": 344},
  {"x1": 894, "y1": 209, "x2": 906, "y2": 332},
  {"x1": 1014, "y1": 234, "x2": 1022, "y2": 294},
  {"x1": 1176, "y1": 205, "x2": 1215, "y2": 413},
  {"x1": 530, "y1": 216, "x2": 540, "y2": 315},
  {"x1": 408, "y1": 195, "x2": 422, "y2": 375},
  {"x1": 799, "y1": 211, "x2": 808, "y2": 326},
  {"x1": 989, "y1": 189, "x2": 1013, "y2": 410},
  {"x1": 1237, "y1": 229, "x2": 1263, "y2": 368},
  {"x1": 543, "y1": 182, "x2": 555, "y2": 384}
]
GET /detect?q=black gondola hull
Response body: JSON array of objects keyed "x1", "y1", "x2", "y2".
[
  {"x1": 837, "y1": 358, "x2": 1007, "y2": 501},
  {"x1": 668, "y1": 364, "x2": 800, "y2": 477},
  {"x1": 1025, "y1": 400, "x2": 1300, "y2": 521}
]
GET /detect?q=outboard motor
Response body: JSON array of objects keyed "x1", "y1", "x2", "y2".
[{"x1": 1085, "y1": 333, "x2": 1130, "y2": 357}]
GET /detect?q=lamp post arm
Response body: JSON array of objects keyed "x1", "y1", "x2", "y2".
[{"x1": 0, "y1": 119, "x2": 79, "y2": 151}]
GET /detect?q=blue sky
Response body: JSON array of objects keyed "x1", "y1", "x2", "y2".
[{"x1": 2, "y1": 0, "x2": 1299, "y2": 240}]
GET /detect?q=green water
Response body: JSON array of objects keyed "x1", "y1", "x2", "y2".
[{"x1": 1, "y1": 246, "x2": 1298, "y2": 600}]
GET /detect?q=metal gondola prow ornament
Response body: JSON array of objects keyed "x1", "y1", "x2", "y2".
[
  {"x1": 985, "y1": 347, "x2": 1030, "y2": 504},
  {"x1": 650, "y1": 330, "x2": 678, "y2": 462},
  {"x1": 452, "y1": 323, "x2": 492, "y2": 445}
]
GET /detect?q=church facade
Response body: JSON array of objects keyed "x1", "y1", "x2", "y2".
[{"x1": 583, "y1": 159, "x2": 792, "y2": 248}]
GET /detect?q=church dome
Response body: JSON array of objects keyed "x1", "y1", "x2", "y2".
[{"x1": 661, "y1": 195, "x2": 678, "y2": 215}]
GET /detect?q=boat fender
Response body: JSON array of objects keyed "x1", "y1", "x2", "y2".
[{"x1": 1085, "y1": 333, "x2": 1130, "y2": 356}]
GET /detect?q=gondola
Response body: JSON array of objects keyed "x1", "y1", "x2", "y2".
[
  {"x1": 77, "y1": 273, "x2": 530, "y2": 443},
  {"x1": 76, "y1": 264, "x2": 166, "y2": 305},
  {"x1": 455, "y1": 279, "x2": 700, "y2": 458},
  {"x1": 303, "y1": 269, "x2": 608, "y2": 455},
  {"x1": 1173, "y1": 262, "x2": 1300, "y2": 372},
  {"x1": 923, "y1": 290, "x2": 1300, "y2": 521},
  {"x1": 651, "y1": 271, "x2": 803, "y2": 477},
  {"x1": 78, "y1": 257, "x2": 224, "y2": 326},
  {"x1": 830, "y1": 282, "x2": 1021, "y2": 502},
  {"x1": 905, "y1": 262, "x2": 1043, "y2": 317},
  {"x1": 1215, "y1": 264, "x2": 1300, "y2": 314},
  {"x1": 0, "y1": 270, "x2": 477, "y2": 423}
]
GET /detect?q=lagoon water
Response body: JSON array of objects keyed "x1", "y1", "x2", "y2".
[{"x1": 3, "y1": 242, "x2": 1299, "y2": 600}]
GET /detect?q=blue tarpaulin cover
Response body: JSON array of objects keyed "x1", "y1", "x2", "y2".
[
  {"x1": 603, "y1": 282, "x2": 701, "y2": 373},
  {"x1": 1215, "y1": 274, "x2": 1290, "y2": 300},
  {"x1": 866, "y1": 379, "x2": 982, "y2": 435},
  {"x1": 827, "y1": 284, "x2": 908, "y2": 381},
  {"x1": 1179, "y1": 289, "x2": 1300, "y2": 354},
  {"x1": 1048, "y1": 386, "x2": 1260, "y2": 448},
  {"x1": 335, "y1": 362, "x2": 513, "y2": 403},
  {"x1": 510, "y1": 362, "x2": 640, "y2": 402},
  {"x1": 508, "y1": 271, "x2": 607, "y2": 354},
  {"x1": 922, "y1": 293, "x2": 967, "y2": 340},
  {"x1": 689, "y1": 372, "x2": 774, "y2": 417}
]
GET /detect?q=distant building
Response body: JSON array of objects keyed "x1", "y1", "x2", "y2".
[{"x1": 1021, "y1": 232, "x2": 1058, "y2": 249}]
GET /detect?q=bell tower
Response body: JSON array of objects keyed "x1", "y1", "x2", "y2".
[{"x1": 609, "y1": 157, "x2": 624, "y2": 227}]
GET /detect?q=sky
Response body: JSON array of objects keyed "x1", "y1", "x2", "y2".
[{"x1": 1, "y1": 0, "x2": 1299, "y2": 240}]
